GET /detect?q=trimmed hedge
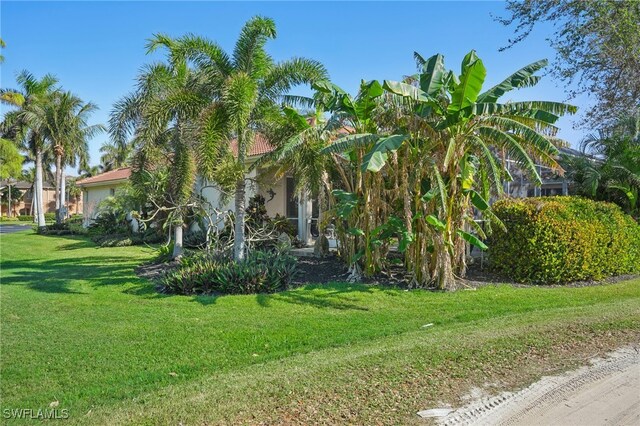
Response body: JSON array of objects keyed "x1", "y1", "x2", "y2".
[
  {"x1": 14, "y1": 213, "x2": 56, "y2": 222},
  {"x1": 488, "y1": 197, "x2": 640, "y2": 284}
]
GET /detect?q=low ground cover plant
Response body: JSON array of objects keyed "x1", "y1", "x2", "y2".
[
  {"x1": 489, "y1": 196, "x2": 640, "y2": 284},
  {"x1": 160, "y1": 249, "x2": 298, "y2": 295}
]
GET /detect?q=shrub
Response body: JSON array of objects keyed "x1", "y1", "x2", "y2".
[
  {"x1": 183, "y1": 230, "x2": 207, "y2": 249},
  {"x1": 17, "y1": 215, "x2": 34, "y2": 222},
  {"x1": 160, "y1": 250, "x2": 298, "y2": 295},
  {"x1": 488, "y1": 197, "x2": 640, "y2": 284},
  {"x1": 0, "y1": 216, "x2": 20, "y2": 222},
  {"x1": 44, "y1": 213, "x2": 56, "y2": 222}
]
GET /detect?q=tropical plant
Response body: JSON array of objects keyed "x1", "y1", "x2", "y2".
[
  {"x1": 39, "y1": 91, "x2": 103, "y2": 223},
  {"x1": 0, "y1": 71, "x2": 59, "y2": 229},
  {"x1": 151, "y1": 16, "x2": 328, "y2": 261},
  {"x1": 99, "y1": 140, "x2": 132, "y2": 171},
  {"x1": 0, "y1": 138, "x2": 23, "y2": 179},
  {"x1": 274, "y1": 52, "x2": 576, "y2": 289},
  {"x1": 109, "y1": 48, "x2": 209, "y2": 259},
  {"x1": 78, "y1": 164, "x2": 102, "y2": 179},
  {"x1": 563, "y1": 111, "x2": 640, "y2": 217}
]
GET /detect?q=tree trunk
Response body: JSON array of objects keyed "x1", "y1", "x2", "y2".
[
  {"x1": 234, "y1": 131, "x2": 247, "y2": 262},
  {"x1": 59, "y1": 169, "x2": 66, "y2": 222},
  {"x1": 35, "y1": 150, "x2": 46, "y2": 230},
  {"x1": 55, "y1": 153, "x2": 62, "y2": 223},
  {"x1": 172, "y1": 220, "x2": 184, "y2": 259},
  {"x1": 234, "y1": 177, "x2": 246, "y2": 261}
]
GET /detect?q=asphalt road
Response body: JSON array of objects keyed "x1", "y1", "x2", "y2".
[{"x1": 0, "y1": 224, "x2": 32, "y2": 234}]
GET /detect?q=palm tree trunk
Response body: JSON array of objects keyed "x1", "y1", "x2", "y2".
[
  {"x1": 234, "y1": 178, "x2": 247, "y2": 261},
  {"x1": 234, "y1": 132, "x2": 246, "y2": 261},
  {"x1": 172, "y1": 219, "x2": 184, "y2": 259},
  {"x1": 54, "y1": 154, "x2": 62, "y2": 224},
  {"x1": 35, "y1": 150, "x2": 46, "y2": 230},
  {"x1": 60, "y1": 169, "x2": 66, "y2": 221}
]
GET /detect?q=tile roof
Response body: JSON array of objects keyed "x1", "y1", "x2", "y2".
[
  {"x1": 0, "y1": 180, "x2": 54, "y2": 190},
  {"x1": 229, "y1": 133, "x2": 275, "y2": 157},
  {"x1": 76, "y1": 167, "x2": 132, "y2": 186}
]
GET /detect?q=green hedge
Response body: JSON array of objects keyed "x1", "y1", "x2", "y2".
[
  {"x1": 14, "y1": 213, "x2": 56, "y2": 222},
  {"x1": 488, "y1": 197, "x2": 640, "y2": 284}
]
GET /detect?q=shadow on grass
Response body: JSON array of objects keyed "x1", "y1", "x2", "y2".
[
  {"x1": 0, "y1": 233, "x2": 170, "y2": 296},
  {"x1": 0, "y1": 255, "x2": 148, "y2": 294},
  {"x1": 234, "y1": 283, "x2": 374, "y2": 311}
]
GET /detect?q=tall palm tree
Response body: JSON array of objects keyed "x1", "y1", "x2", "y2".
[
  {"x1": 150, "y1": 16, "x2": 328, "y2": 261},
  {"x1": 110, "y1": 58, "x2": 209, "y2": 258},
  {"x1": 40, "y1": 91, "x2": 103, "y2": 223},
  {"x1": 0, "y1": 71, "x2": 58, "y2": 229}
]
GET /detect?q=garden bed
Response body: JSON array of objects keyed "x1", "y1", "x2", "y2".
[{"x1": 137, "y1": 250, "x2": 640, "y2": 293}]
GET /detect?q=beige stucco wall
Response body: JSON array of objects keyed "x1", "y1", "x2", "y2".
[
  {"x1": 258, "y1": 169, "x2": 287, "y2": 218},
  {"x1": 82, "y1": 183, "x2": 123, "y2": 225}
]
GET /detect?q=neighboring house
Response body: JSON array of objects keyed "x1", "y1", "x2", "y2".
[
  {"x1": 0, "y1": 179, "x2": 81, "y2": 217},
  {"x1": 76, "y1": 168, "x2": 132, "y2": 226},
  {"x1": 503, "y1": 147, "x2": 584, "y2": 198}
]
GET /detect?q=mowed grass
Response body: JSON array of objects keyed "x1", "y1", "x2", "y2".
[{"x1": 0, "y1": 231, "x2": 639, "y2": 424}]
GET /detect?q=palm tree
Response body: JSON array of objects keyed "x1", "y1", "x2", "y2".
[
  {"x1": 99, "y1": 140, "x2": 132, "y2": 171},
  {"x1": 110, "y1": 58, "x2": 209, "y2": 258},
  {"x1": 564, "y1": 111, "x2": 640, "y2": 217},
  {"x1": 78, "y1": 165, "x2": 102, "y2": 179},
  {"x1": 151, "y1": 16, "x2": 328, "y2": 261},
  {"x1": 37, "y1": 91, "x2": 103, "y2": 222},
  {"x1": 0, "y1": 71, "x2": 58, "y2": 229}
]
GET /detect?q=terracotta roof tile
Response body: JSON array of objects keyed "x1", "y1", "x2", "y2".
[
  {"x1": 76, "y1": 167, "x2": 132, "y2": 186},
  {"x1": 229, "y1": 134, "x2": 275, "y2": 157}
]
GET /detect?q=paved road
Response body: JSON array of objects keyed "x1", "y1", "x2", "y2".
[
  {"x1": 439, "y1": 346, "x2": 640, "y2": 426},
  {"x1": 0, "y1": 224, "x2": 32, "y2": 234}
]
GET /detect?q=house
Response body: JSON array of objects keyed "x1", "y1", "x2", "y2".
[
  {"x1": 0, "y1": 179, "x2": 82, "y2": 217},
  {"x1": 199, "y1": 134, "x2": 318, "y2": 243},
  {"x1": 76, "y1": 168, "x2": 132, "y2": 225},
  {"x1": 502, "y1": 147, "x2": 585, "y2": 198},
  {"x1": 76, "y1": 138, "x2": 318, "y2": 242}
]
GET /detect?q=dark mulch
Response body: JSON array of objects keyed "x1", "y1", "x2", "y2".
[
  {"x1": 135, "y1": 252, "x2": 638, "y2": 292},
  {"x1": 136, "y1": 260, "x2": 179, "y2": 281},
  {"x1": 292, "y1": 255, "x2": 349, "y2": 285}
]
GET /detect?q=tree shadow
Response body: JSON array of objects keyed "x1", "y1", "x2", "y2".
[
  {"x1": 56, "y1": 239, "x2": 97, "y2": 251},
  {"x1": 0, "y1": 255, "x2": 151, "y2": 295},
  {"x1": 254, "y1": 282, "x2": 376, "y2": 311}
]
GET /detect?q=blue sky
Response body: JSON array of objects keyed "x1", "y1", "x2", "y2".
[{"x1": 1, "y1": 1, "x2": 588, "y2": 174}]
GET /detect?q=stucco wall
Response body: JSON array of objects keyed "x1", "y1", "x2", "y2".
[
  {"x1": 82, "y1": 184, "x2": 121, "y2": 224},
  {"x1": 258, "y1": 170, "x2": 286, "y2": 218}
]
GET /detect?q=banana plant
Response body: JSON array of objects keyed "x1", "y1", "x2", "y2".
[{"x1": 374, "y1": 50, "x2": 576, "y2": 289}]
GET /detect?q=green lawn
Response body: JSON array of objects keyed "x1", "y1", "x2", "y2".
[{"x1": 1, "y1": 231, "x2": 639, "y2": 424}]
